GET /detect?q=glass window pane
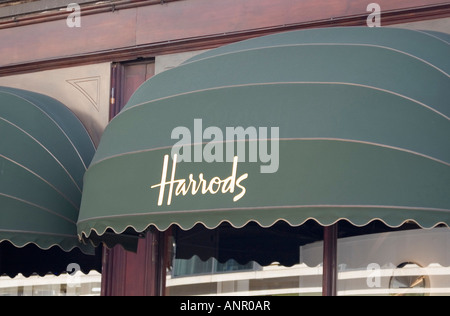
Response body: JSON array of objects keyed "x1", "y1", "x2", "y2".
[
  {"x1": 167, "y1": 241, "x2": 323, "y2": 296},
  {"x1": 215, "y1": 259, "x2": 254, "y2": 273},
  {"x1": 172, "y1": 256, "x2": 214, "y2": 277},
  {"x1": 168, "y1": 220, "x2": 324, "y2": 296},
  {"x1": 337, "y1": 227, "x2": 450, "y2": 296}
]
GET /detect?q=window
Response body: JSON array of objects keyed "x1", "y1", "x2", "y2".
[
  {"x1": 172, "y1": 256, "x2": 257, "y2": 278},
  {"x1": 337, "y1": 227, "x2": 450, "y2": 296}
]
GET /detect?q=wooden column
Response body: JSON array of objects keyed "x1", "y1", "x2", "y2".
[
  {"x1": 101, "y1": 60, "x2": 162, "y2": 296},
  {"x1": 322, "y1": 224, "x2": 338, "y2": 296},
  {"x1": 101, "y1": 228, "x2": 167, "y2": 296}
]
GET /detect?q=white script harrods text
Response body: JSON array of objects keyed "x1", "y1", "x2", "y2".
[{"x1": 151, "y1": 154, "x2": 248, "y2": 206}]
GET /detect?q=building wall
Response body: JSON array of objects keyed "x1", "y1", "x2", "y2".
[
  {"x1": 0, "y1": 0, "x2": 449, "y2": 74},
  {"x1": 0, "y1": 63, "x2": 110, "y2": 146}
]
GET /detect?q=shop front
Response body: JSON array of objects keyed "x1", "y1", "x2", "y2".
[{"x1": 77, "y1": 27, "x2": 450, "y2": 296}]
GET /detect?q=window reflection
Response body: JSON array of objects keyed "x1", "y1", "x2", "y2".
[
  {"x1": 167, "y1": 220, "x2": 324, "y2": 296},
  {"x1": 336, "y1": 227, "x2": 450, "y2": 296},
  {"x1": 167, "y1": 225, "x2": 450, "y2": 296},
  {"x1": 167, "y1": 245, "x2": 324, "y2": 296},
  {"x1": 167, "y1": 259, "x2": 323, "y2": 296},
  {"x1": 0, "y1": 271, "x2": 101, "y2": 296},
  {"x1": 389, "y1": 262, "x2": 428, "y2": 296}
]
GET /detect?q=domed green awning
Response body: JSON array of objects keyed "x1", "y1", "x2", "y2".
[
  {"x1": 78, "y1": 27, "x2": 450, "y2": 241},
  {"x1": 0, "y1": 87, "x2": 95, "y2": 252}
]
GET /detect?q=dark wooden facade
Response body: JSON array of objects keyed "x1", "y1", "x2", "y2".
[
  {"x1": 101, "y1": 230, "x2": 168, "y2": 296},
  {"x1": 0, "y1": 0, "x2": 449, "y2": 75}
]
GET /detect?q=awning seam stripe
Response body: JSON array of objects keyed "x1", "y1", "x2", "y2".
[
  {"x1": 0, "y1": 90, "x2": 95, "y2": 170},
  {"x1": 415, "y1": 29, "x2": 450, "y2": 45},
  {"x1": 181, "y1": 43, "x2": 450, "y2": 77},
  {"x1": 0, "y1": 193, "x2": 76, "y2": 224},
  {"x1": 0, "y1": 154, "x2": 80, "y2": 211},
  {"x1": 77, "y1": 204, "x2": 450, "y2": 225},
  {"x1": 88, "y1": 137, "x2": 450, "y2": 170},
  {"x1": 0, "y1": 116, "x2": 82, "y2": 193},
  {"x1": 118, "y1": 82, "x2": 450, "y2": 121},
  {"x1": 0, "y1": 230, "x2": 77, "y2": 239}
]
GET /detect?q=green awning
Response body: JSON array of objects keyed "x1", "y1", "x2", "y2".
[
  {"x1": 78, "y1": 27, "x2": 450, "y2": 241},
  {"x1": 0, "y1": 87, "x2": 95, "y2": 252}
]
